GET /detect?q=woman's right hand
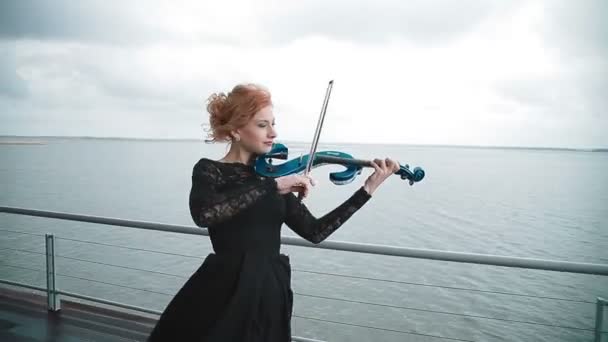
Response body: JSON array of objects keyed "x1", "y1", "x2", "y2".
[{"x1": 275, "y1": 174, "x2": 316, "y2": 198}]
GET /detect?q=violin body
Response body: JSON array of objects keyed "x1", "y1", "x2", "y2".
[{"x1": 255, "y1": 143, "x2": 425, "y2": 186}]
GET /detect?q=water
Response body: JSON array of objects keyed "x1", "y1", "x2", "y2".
[{"x1": 1, "y1": 137, "x2": 607, "y2": 342}]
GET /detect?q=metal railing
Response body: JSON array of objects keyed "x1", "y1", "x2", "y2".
[
  {"x1": 1, "y1": 205, "x2": 607, "y2": 342},
  {"x1": 597, "y1": 297, "x2": 607, "y2": 342}
]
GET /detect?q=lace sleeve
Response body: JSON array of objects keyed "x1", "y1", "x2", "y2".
[
  {"x1": 284, "y1": 186, "x2": 371, "y2": 244},
  {"x1": 188, "y1": 159, "x2": 277, "y2": 227}
]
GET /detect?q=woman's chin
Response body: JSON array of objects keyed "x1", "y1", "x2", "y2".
[{"x1": 252, "y1": 145, "x2": 272, "y2": 156}]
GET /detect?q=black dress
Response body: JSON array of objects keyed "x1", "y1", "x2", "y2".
[{"x1": 148, "y1": 157, "x2": 371, "y2": 341}]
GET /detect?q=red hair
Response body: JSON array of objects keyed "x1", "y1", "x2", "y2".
[{"x1": 204, "y1": 83, "x2": 272, "y2": 143}]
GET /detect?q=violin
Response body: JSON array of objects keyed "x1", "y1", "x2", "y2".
[
  {"x1": 255, "y1": 142, "x2": 425, "y2": 186},
  {"x1": 254, "y1": 80, "x2": 425, "y2": 187}
]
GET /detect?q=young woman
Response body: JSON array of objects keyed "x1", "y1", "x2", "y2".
[{"x1": 148, "y1": 83, "x2": 399, "y2": 341}]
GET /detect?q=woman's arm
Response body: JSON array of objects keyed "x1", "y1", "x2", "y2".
[
  {"x1": 188, "y1": 159, "x2": 277, "y2": 227},
  {"x1": 284, "y1": 187, "x2": 371, "y2": 244}
]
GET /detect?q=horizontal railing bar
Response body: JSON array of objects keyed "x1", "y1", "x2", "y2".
[
  {"x1": 56, "y1": 290, "x2": 163, "y2": 316},
  {"x1": 0, "y1": 228, "x2": 46, "y2": 237},
  {"x1": 1, "y1": 264, "x2": 44, "y2": 273},
  {"x1": 0, "y1": 206, "x2": 205, "y2": 235},
  {"x1": 294, "y1": 292, "x2": 593, "y2": 331},
  {"x1": 55, "y1": 236, "x2": 204, "y2": 259},
  {"x1": 294, "y1": 269, "x2": 596, "y2": 304},
  {"x1": 55, "y1": 273, "x2": 173, "y2": 296},
  {"x1": 55, "y1": 254, "x2": 188, "y2": 279},
  {"x1": 0, "y1": 246, "x2": 46, "y2": 256},
  {"x1": 292, "y1": 240, "x2": 608, "y2": 276},
  {"x1": 294, "y1": 315, "x2": 475, "y2": 341},
  {"x1": 2, "y1": 206, "x2": 608, "y2": 276},
  {"x1": 0, "y1": 278, "x2": 46, "y2": 292}
]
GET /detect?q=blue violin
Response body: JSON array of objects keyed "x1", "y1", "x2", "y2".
[
  {"x1": 255, "y1": 142, "x2": 425, "y2": 186},
  {"x1": 255, "y1": 80, "x2": 425, "y2": 187}
]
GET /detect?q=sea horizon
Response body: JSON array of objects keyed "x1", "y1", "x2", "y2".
[{"x1": 1, "y1": 134, "x2": 607, "y2": 152}]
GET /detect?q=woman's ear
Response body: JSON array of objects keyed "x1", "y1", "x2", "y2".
[{"x1": 230, "y1": 130, "x2": 241, "y2": 142}]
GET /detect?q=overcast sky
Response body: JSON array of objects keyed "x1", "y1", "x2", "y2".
[{"x1": 1, "y1": 0, "x2": 606, "y2": 148}]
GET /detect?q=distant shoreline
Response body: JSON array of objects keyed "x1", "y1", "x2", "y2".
[
  {"x1": 0, "y1": 135, "x2": 606, "y2": 152},
  {"x1": 0, "y1": 140, "x2": 46, "y2": 145}
]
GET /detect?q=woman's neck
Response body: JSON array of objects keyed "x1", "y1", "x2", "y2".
[{"x1": 221, "y1": 145, "x2": 256, "y2": 165}]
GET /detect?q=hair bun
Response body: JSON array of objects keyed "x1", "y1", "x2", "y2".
[
  {"x1": 203, "y1": 83, "x2": 271, "y2": 143},
  {"x1": 206, "y1": 92, "x2": 228, "y2": 126}
]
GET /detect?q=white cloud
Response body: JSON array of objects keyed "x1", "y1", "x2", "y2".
[{"x1": 0, "y1": 0, "x2": 606, "y2": 148}]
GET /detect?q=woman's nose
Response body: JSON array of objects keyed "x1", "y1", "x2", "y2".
[{"x1": 269, "y1": 127, "x2": 277, "y2": 138}]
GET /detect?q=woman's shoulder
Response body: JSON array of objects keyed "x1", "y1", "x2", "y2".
[
  {"x1": 196, "y1": 157, "x2": 218, "y2": 165},
  {"x1": 192, "y1": 157, "x2": 221, "y2": 175},
  {"x1": 193, "y1": 157, "x2": 255, "y2": 178}
]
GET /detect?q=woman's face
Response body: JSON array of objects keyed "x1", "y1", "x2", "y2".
[{"x1": 236, "y1": 105, "x2": 277, "y2": 154}]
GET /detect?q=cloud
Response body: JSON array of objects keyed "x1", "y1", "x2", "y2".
[
  {"x1": 263, "y1": 0, "x2": 522, "y2": 45},
  {"x1": 495, "y1": 69, "x2": 608, "y2": 121},
  {"x1": 0, "y1": 1, "x2": 168, "y2": 45},
  {"x1": 0, "y1": 0, "x2": 266, "y2": 46},
  {"x1": 0, "y1": 1, "x2": 606, "y2": 148},
  {"x1": 10, "y1": 40, "x2": 233, "y2": 113},
  {"x1": 539, "y1": 0, "x2": 608, "y2": 59},
  {"x1": 0, "y1": 44, "x2": 28, "y2": 98},
  {"x1": 491, "y1": 0, "x2": 608, "y2": 121},
  {"x1": 0, "y1": 0, "x2": 525, "y2": 47}
]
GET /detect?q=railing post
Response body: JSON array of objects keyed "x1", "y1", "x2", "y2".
[
  {"x1": 45, "y1": 234, "x2": 60, "y2": 311},
  {"x1": 596, "y1": 297, "x2": 606, "y2": 342}
]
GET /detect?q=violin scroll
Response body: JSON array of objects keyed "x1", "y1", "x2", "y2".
[{"x1": 396, "y1": 164, "x2": 425, "y2": 186}]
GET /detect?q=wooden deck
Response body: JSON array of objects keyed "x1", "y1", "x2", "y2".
[{"x1": 0, "y1": 287, "x2": 156, "y2": 341}]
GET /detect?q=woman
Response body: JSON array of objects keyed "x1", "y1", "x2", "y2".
[{"x1": 148, "y1": 83, "x2": 399, "y2": 341}]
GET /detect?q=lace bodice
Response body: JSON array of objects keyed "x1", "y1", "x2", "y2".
[{"x1": 188, "y1": 158, "x2": 371, "y2": 245}]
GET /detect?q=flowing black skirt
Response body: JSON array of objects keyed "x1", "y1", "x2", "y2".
[{"x1": 148, "y1": 252, "x2": 293, "y2": 342}]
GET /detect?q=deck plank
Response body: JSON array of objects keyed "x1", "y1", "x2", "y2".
[{"x1": 0, "y1": 287, "x2": 156, "y2": 342}]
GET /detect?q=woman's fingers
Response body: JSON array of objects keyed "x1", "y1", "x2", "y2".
[
  {"x1": 303, "y1": 176, "x2": 315, "y2": 197},
  {"x1": 370, "y1": 160, "x2": 381, "y2": 172},
  {"x1": 305, "y1": 174, "x2": 316, "y2": 186},
  {"x1": 300, "y1": 185, "x2": 310, "y2": 196},
  {"x1": 276, "y1": 174, "x2": 316, "y2": 196},
  {"x1": 371, "y1": 157, "x2": 400, "y2": 176},
  {"x1": 386, "y1": 158, "x2": 399, "y2": 173},
  {"x1": 292, "y1": 175, "x2": 314, "y2": 198}
]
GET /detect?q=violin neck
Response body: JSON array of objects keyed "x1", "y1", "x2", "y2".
[{"x1": 315, "y1": 155, "x2": 374, "y2": 167}]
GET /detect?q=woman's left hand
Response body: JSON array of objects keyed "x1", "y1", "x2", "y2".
[{"x1": 363, "y1": 157, "x2": 400, "y2": 195}]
